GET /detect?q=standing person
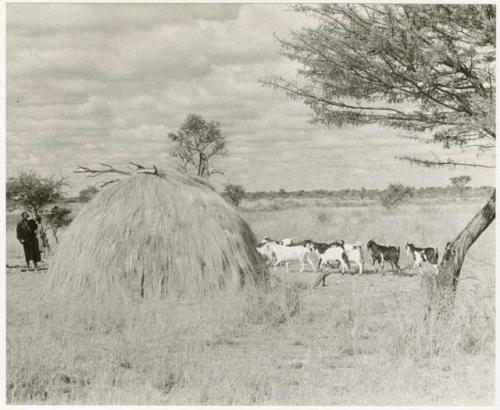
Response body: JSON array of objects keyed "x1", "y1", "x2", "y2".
[
  {"x1": 34, "y1": 215, "x2": 48, "y2": 257},
  {"x1": 16, "y1": 212, "x2": 41, "y2": 270},
  {"x1": 28, "y1": 215, "x2": 43, "y2": 263}
]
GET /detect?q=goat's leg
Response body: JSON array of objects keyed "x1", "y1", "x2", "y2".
[
  {"x1": 432, "y1": 264, "x2": 439, "y2": 276},
  {"x1": 340, "y1": 259, "x2": 348, "y2": 275},
  {"x1": 395, "y1": 261, "x2": 401, "y2": 276},
  {"x1": 307, "y1": 255, "x2": 316, "y2": 272},
  {"x1": 298, "y1": 256, "x2": 305, "y2": 273},
  {"x1": 412, "y1": 260, "x2": 419, "y2": 275},
  {"x1": 345, "y1": 260, "x2": 351, "y2": 275}
]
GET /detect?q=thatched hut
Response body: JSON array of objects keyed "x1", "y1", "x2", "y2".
[{"x1": 44, "y1": 170, "x2": 267, "y2": 301}]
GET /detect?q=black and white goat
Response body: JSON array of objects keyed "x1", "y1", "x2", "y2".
[
  {"x1": 366, "y1": 240, "x2": 401, "y2": 275},
  {"x1": 305, "y1": 240, "x2": 350, "y2": 274},
  {"x1": 405, "y1": 242, "x2": 439, "y2": 275}
]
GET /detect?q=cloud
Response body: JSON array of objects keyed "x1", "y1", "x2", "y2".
[
  {"x1": 7, "y1": 4, "x2": 241, "y2": 35},
  {"x1": 6, "y1": 4, "x2": 495, "y2": 195}
]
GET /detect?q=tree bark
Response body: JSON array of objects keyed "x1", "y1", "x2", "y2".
[{"x1": 437, "y1": 188, "x2": 495, "y2": 293}]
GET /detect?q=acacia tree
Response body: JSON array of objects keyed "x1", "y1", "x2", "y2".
[
  {"x1": 7, "y1": 171, "x2": 66, "y2": 216},
  {"x1": 168, "y1": 114, "x2": 227, "y2": 179},
  {"x1": 265, "y1": 4, "x2": 495, "y2": 296},
  {"x1": 6, "y1": 170, "x2": 67, "y2": 251},
  {"x1": 449, "y1": 175, "x2": 472, "y2": 199}
]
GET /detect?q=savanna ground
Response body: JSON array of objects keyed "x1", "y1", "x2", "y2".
[{"x1": 6, "y1": 195, "x2": 495, "y2": 405}]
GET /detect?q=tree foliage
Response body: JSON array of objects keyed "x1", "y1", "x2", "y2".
[
  {"x1": 45, "y1": 205, "x2": 73, "y2": 243},
  {"x1": 379, "y1": 183, "x2": 415, "y2": 210},
  {"x1": 78, "y1": 185, "x2": 99, "y2": 203},
  {"x1": 168, "y1": 114, "x2": 228, "y2": 179},
  {"x1": 265, "y1": 4, "x2": 495, "y2": 168},
  {"x1": 6, "y1": 170, "x2": 66, "y2": 215},
  {"x1": 223, "y1": 184, "x2": 246, "y2": 207}
]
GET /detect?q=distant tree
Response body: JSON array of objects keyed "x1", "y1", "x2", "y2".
[
  {"x1": 449, "y1": 175, "x2": 472, "y2": 199},
  {"x1": 223, "y1": 184, "x2": 246, "y2": 207},
  {"x1": 7, "y1": 170, "x2": 66, "y2": 216},
  {"x1": 78, "y1": 185, "x2": 99, "y2": 203},
  {"x1": 359, "y1": 187, "x2": 367, "y2": 200},
  {"x1": 168, "y1": 113, "x2": 227, "y2": 179},
  {"x1": 266, "y1": 4, "x2": 495, "y2": 297},
  {"x1": 45, "y1": 205, "x2": 73, "y2": 244},
  {"x1": 6, "y1": 171, "x2": 67, "y2": 252},
  {"x1": 379, "y1": 183, "x2": 415, "y2": 210}
]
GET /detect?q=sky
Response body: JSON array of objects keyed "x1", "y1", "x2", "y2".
[{"x1": 6, "y1": 3, "x2": 495, "y2": 195}]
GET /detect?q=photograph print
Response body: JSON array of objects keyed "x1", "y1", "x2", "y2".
[{"x1": 5, "y1": 3, "x2": 496, "y2": 406}]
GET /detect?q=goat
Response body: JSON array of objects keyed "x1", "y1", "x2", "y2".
[
  {"x1": 366, "y1": 240, "x2": 401, "y2": 275},
  {"x1": 405, "y1": 242, "x2": 439, "y2": 275},
  {"x1": 330, "y1": 239, "x2": 364, "y2": 274},
  {"x1": 265, "y1": 241, "x2": 315, "y2": 273},
  {"x1": 305, "y1": 240, "x2": 350, "y2": 273}
]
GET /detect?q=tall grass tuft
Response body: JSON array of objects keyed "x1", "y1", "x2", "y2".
[
  {"x1": 242, "y1": 281, "x2": 302, "y2": 327},
  {"x1": 391, "y1": 275, "x2": 494, "y2": 359}
]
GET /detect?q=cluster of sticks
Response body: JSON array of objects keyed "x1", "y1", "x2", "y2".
[{"x1": 75, "y1": 162, "x2": 162, "y2": 188}]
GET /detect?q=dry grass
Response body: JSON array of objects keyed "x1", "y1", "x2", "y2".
[
  {"x1": 6, "y1": 198, "x2": 494, "y2": 405},
  {"x1": 44, "y1": 171, "x2": 266, "y2": 301},
  {"x1": 7, "y1": 276, "x2": 301, "y2": 404}
]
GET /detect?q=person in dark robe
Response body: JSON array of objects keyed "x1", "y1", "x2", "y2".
[
  {"x1": 16, "y1": 211, "x2": 41, "y2": 270},
  {"x1": 28, "y1": 216, "x2": 42, "y2": 262}
]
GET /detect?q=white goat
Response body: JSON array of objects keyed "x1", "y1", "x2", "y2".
[
  {"x1": 256, "y1": 241, "x2": 275, "y2": 264},
  {"x1": 342, "y1": 241, "x2": 364, "y2": 274},
  {"x1": 266, "y1": 241, "x2": 315, "y2": 273}
]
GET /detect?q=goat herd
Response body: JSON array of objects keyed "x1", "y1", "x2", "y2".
[{"x1": 256, "y1": 237, "x2": 440, "y2": 285}]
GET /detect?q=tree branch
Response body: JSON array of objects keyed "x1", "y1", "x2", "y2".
[
  {"x1": 75, "y1": 164, "x2": 130, "y2": 177},
  {"x1": 75, "y1": 163, "x2": 162, "y2": 189},
  {"x1": 397, "y1": 155, "x2": 495, "y2": 169},
  {"x1": 97, "y1": 179, "x2": 121, "y2": 189}
]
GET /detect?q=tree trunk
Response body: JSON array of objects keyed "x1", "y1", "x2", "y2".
[{"x1": 437, "y1": 188, "x2": 495, "y2": 293}]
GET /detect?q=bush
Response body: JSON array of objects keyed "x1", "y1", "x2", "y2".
[
  {"x1": 379, "y1": 183, "x2": 415, "y2": 210},
  {"x1": 223, "y1": 184, "x2": 245, "y2": 207},
  {"x1": 78, "y1": 186, "x2": 99, "y2": 203},
  {"x1": 242, "y1": 282, "x2": 302, "y2": 327},
  {"x1": 45, "y1": 206, "x2": 73, "y2": 243}
]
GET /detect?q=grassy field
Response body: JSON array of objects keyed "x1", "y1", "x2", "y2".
[{"x1": 6, "y1": 197, "x2": 495, "y2": 405}]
